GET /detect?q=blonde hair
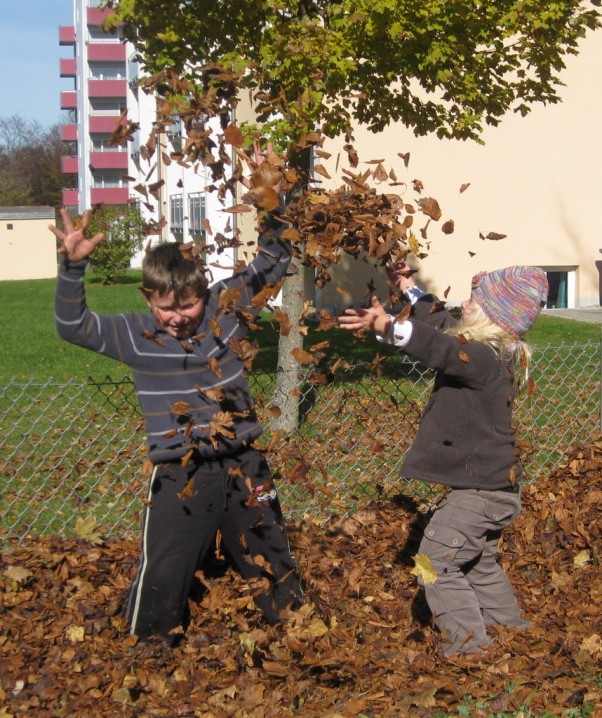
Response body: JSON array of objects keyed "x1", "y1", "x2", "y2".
[{"x1": 447, "y1": 303, "x2": 533, "y2": 392}]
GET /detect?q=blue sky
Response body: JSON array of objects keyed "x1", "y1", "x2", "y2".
[{"x1": 0, "y1": 0, "x2": 74, "y2": 127}]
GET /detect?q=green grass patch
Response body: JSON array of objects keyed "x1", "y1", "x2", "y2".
[{"x1": 0, "y1": 273, "x2": 599, "y2": 382}]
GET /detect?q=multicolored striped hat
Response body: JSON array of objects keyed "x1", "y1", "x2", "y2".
[{"x1": 471, "y1": 266, "x2": 548, "y2": 337}]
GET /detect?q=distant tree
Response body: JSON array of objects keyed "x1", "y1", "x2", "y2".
[
  {"x1": 0, "y1": 115, "x2": 65, "y2": 208},
  {"x1": 87, "y1": 205, "x2": 146, "y2": 284}
]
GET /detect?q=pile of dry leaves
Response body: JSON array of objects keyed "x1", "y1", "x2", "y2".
[{"x1": 2, "y1": 441, "x2": 600, "y2": 717}]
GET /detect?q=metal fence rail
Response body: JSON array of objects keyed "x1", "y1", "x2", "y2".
[{"x1": 1, "y1": 341, "x2": 600, "y2": 542}]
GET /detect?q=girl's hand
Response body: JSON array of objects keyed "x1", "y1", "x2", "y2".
[
  {"x1": 50, "y1": 208, "x2": 105, "y2": 263},
  {"x1": 338, "y1": 296, "x2": 392, "y2": 337},
  {"x1": 386, "y1": 260, "x2": 416, "y2": 293}
]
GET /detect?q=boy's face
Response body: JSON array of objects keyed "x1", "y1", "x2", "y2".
[{"x1": 143, "y1": 288, "x2": 205, "y2": 339}]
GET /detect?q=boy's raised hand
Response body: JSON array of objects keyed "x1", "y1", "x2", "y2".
[
  {"x1": 338, "y1": 295, "x2": 392, "y2": 337},
  {"x1": 50, "y1": 208, "x2": 105, "y2": 263}
]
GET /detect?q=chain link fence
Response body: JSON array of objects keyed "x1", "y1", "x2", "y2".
[{"x1": 2, "y1": 341, "x2": 600, "y2": 543}]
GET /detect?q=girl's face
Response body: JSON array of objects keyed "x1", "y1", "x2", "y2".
[{"x1": 461, "y1": 297, "x2": 479, "y2": 322}]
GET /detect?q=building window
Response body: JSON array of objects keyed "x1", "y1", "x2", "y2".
[
  {"x1": 188, "y1": 193, "x2": 206, "y2": 236},
  {"x1": 92, "y1": 171, "x2": 124, "y2": 188},
  {"x1": 170, "y1": 195, "x2": 183, "y2": 231}
]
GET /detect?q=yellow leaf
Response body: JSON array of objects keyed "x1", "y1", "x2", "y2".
[
  {"x1": 66, "y1": 625, "x2": 85, "y2": 643},
  {"x1": 573, "y1": 550, "x2": 591, "y2": 567},
  {"x1": 410, "y1": 554, "x2": 437, "y2": 584},
  {"x1": 303, "y1": 617, "x2": 330, "y2": 639},
  {"x1": 4, "y1": 565, "x2": 32, "y2": 586},
  {"x1": 75, "y1": 516, "x2": 104, "y2": 546},
  {"x1": 579, "y1": 634, "x2": 602, "y2": 656}
]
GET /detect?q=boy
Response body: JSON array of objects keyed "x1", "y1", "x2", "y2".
[{"x1": 51, "y1": 191, "x2": 302, "y2": 644}]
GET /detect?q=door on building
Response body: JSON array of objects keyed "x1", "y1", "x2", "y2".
[{"x1": 546, "y1": 271, "x2": 568, "y2": 308}]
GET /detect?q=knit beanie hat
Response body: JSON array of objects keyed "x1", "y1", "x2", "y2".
[{"x1": 471, "y1": 266, "x2": 548, "y2": 337}]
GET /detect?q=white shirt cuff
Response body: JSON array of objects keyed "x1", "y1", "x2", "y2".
[
  {"x1": 377, "y1": 317, "x2": 414, "y2": 348},
  {"x1": 404, "y1": 285, "x2": 427, "y2": 305}
]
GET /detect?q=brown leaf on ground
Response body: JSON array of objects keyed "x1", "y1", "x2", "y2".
[{"x1": 1, "y1": 441, "x2": 600, "y2": 716}]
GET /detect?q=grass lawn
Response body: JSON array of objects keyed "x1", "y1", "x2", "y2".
[{"x1": 0, "y1": 272, "x2": 599, "y2": 382}]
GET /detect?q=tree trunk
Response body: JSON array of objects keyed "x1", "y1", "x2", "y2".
[{"x1": 272, "y1": 254, "x2": 305, "y2": 432}]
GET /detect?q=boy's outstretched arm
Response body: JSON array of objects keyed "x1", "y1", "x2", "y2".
[{"x1": 49, "y1": 207, "x2": 105, "y2": 263}]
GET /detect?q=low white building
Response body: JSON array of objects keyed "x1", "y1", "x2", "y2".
[{"x1": 0, "y1": 207, "x2": 57, "y2": 281}]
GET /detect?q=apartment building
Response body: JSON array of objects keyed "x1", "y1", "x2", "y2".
[{"x1": 58, "y1": 0, "x2": 237, "y2": 279}]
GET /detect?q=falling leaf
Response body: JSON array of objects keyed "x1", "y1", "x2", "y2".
[
  {"x1": 177, "y1": 477, "x2": 196, "y2": 501},
  {"x1": 312, "y1": 164, "x2": 331, "y2": 179},
  {"x1": 171, "y1": 401, "x2": 191, "y2": 415},
  {"x1": 291, "y1": 347, "x2": 315, "y2": 365},
  {"x1": 224, "y1": 124, "x2": 244, "y2": 146},
  {"x1": 223, "y1": 204, "x2": 253, "y2": 214},
  {"x1": 417, "y1": 197, "x2": 441, "y2": 221},
  {"x1": 479, "y1": 231, "x2": 507, "y2": 241}
]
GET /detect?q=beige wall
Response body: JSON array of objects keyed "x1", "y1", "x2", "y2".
[
  {"x1": 0, "y1": 211, "x2": 57, "y2": 281},
  {"x1": 315, "y1": 31, "x2": 602, "y2": 312}
]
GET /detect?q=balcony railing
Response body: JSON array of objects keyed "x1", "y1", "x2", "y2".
[
  {"x1": 90, "y1": 187, "x2": 129, "y2": 204},
  {"x1": 60, "y1": 58, "x2": 77, "y2": 78},
  {"x1": 89, "y1": 152, "x2": 129, "y2": 170},
  {"x1": 60, "y1": 91, "x2": 77, "y2": 110},
  {"x1": 88, "y1": 79, "x2": 127, "y2": 98},
  {"x1": 59, "y1": 26, "x2": 75, "y2": 45},
  {"x1": 61, "y1": 157, "x2": 79, "y2": 174},
  {"x1": 88, "y1": 44, "x2": 127, "y2": 62}
]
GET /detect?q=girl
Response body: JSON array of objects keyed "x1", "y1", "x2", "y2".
[{"x1": 338, "y1": 263, "x2": 548, "y2": 656}]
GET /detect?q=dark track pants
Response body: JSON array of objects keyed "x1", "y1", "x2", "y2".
[{"x1": 125, "y1": 448, "x2": 302, "y2": 642}]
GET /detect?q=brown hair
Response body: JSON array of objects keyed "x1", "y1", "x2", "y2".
[{"x1": 141, "y1": 243, "x2": 208, "y2": 301}]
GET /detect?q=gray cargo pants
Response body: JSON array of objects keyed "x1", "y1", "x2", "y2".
[{"x1": 417, "y1": 487, "x2": 528, "y2": 656}]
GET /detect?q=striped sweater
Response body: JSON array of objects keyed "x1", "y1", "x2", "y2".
[{"x1": 55, "y1": 220, "x2": 291, "y2": 463}]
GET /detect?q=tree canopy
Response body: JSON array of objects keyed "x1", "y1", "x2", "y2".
[
  {"x1": 0, "y1": 116, "x2": 65, "y2": 208},
  {"x1": 105, "y1": 0, "x2": 600, "y2": 145}
]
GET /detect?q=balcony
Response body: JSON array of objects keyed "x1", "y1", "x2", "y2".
[
  {"x1": 91, "y1": 187, "x2": 129, "y2": 204},
  {"x1": 60, "y1": 91, "x2": 77, "y2": 110},
  {"x1": 88, "y1": 79, "x2": 127, "y2": 98},
  {"x1": 87, "y1": 7, "x2": 114, "y2": 26},
  {"x1": 89, "y1": 115, "x2": 126, "y2": 133},
  {"x1": 89, "y1": 151, "x2": 129, "y2": 170},
  {"x1": 88, "y1": 43, "x2": 126, "y2": 62},
  {"x1": 61, "y1": 124, "x2": 78, "y2": 142},
  {"x1": 59, "y1": 26, "x2": 75, "y2": 45},
  {"x1": 60, "y1": 58, "x2": 77, "y2": 78},
  {"x1": 62, "y1": 189, "x2": 79, "y2": 206},
  {"x1": 62, "y1": 157, "x2": 79, "y2": 174}
]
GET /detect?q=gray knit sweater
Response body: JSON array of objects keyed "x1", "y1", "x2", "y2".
[
  {"x1": 400, "y1": 298, "x2": 521, "y2": 490},
  {"x1": 55, "y1": 221, "x2": 291, "y2": 463}
]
